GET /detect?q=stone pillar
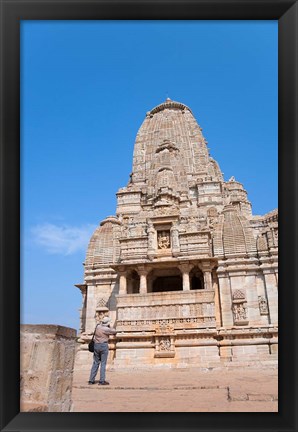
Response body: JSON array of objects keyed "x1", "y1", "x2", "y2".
[
  {"x1": 85, "y1": 285, "x2": 97, "y2": 333},
  {"x1": 200, "y1": 261, "x2": 213, "y2": 290},
  {"x1": 256, "y1": 273, "x2": 270, "y2": 325},
  {"x1": 170, "y1": 223, "x2": 180, "y2": 256},
  {"x1": 212, "y1": 271, "x2": 222, "y2": 327},
  {"x1": 76, "y1": 284, "x2": 87, "y2": 333},
  {"x1": 147, "y1": 222, "x2": 156, "y2": 260},
  {"x1": 119, "y1": 272, "x2": 127, "y2": 295},
  {"x1": 180, "y1": 264, "x2": 190, "y2": 291},
  {"x1": 263, "y1": 269, "x2": 278, "y2": 325},
  {"x1": 139, "y1": 270, "x2": 148, "y2": 295},
  {"x1": 217, "y1": 270, "x2": 233, "y2": 327},
  {"x1": 244, "y1": 273, "x2": 261, "y2": 324},
  {"x1": 203, "y1": 271, "x2": 213, "y2": 290}
]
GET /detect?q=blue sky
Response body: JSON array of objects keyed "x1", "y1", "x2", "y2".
[{"x1": 21, "y1": 21, "x2": 278, "y2": 331}]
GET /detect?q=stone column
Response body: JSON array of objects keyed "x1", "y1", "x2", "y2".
[
  {"x1": 217, "y1": 270, "x2": 233, "y2": 327},
  {"x1": 139, "y1": 270, "x2": 148, "y2": 295},
  {"x1": 203, "y1": 271, "x2": 213, "y2": 290},
  {"x1": 263, "y1": 269, "x2": 278, "y2": 325},
  {"x1": 85, "y1": 285, "x2": 97, "y2": 333},
  {"x1": 147, "y1": 222, "x2": 156, "y2": 260},
  {"x1": 170, "y1": 223, "x2": 180, "y2": 256},
  {"x1": 212, "y1": 271, "x2": 222, "y2": 327},
  {"x1": 256, "y1": 273, "x2": 270, "y2": 325},
  {"x1": 244, "y1": 273, "x2": 261, "y2": 324},
  {"x1": 200, "y1": 261, "x2": 213, "y2": 290},
  {"x1": 119, "y1": 272, "x2": 127, "y2": 295},
  {"x1": 180, "y1": 264, "x2": 190, "y2": 291}
]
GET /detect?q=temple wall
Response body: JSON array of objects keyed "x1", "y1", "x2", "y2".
[{"x1": 20, "y1": 324, "x2": 77, "y2": 412}]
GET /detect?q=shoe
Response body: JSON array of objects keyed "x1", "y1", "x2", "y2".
[
  {"x1": 88, "y1": 381, "x2": 95, "y2": 385},
  {"x1": 99, "y1": 381, "x2": 109, "y2": 385}
]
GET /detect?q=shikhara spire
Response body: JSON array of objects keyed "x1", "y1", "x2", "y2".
[{"x1": 76, "y1": 99, "x2": 278, "y2": 370}]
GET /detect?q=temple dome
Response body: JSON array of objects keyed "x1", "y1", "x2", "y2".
[
  {"x1": 85, "y1": 216, "x2": 121, "y2": 267},
  {"x1": 213, "y1": 206, "x2": 257, "y2": 256}
]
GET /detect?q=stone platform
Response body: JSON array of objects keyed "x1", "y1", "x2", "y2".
[{"x1": 71, "y1": 365, "x2": 278, "y2": 412}]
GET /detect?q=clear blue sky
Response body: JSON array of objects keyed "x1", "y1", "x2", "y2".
[{"x1": 20, "y1": 21, "x2": 278, "y2": 331}]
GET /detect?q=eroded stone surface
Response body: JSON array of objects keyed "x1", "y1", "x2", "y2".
[{"x1": 20, "y1": 324, "x2": 77, "y2": 412}]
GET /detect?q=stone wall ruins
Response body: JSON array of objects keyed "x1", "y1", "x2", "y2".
[{"x1": 20, "y1": 324, "x2": 77, "y2": 412}]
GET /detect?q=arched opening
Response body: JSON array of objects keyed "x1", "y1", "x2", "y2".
[
  {"x1": 190, "y1": 267, "x2": 204, "y2": 290},
  {"x1": 149, "y1": 268, "x2": 182, "y2": 293},
  {"x1": 127, "y1": 270, "x2": 140, "y2": 294}
]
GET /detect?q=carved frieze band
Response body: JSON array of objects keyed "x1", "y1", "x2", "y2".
[
  {"x1": 117, "y1": 317, "x2": 215, "y2": 327},
  {"x1": 117, "y1": 302, "x2": 215, "y2": 321}
]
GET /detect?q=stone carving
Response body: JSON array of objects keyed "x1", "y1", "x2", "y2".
[
  {"x1": 159, "y1": 338, "x2": 171, "y2": 351},
  {"x1": 155, "y1": 322, "x2": 174, "y2": 333},
  {"x1": 78, "y1": 98, "x2": 278, "y2": 367},
  {"x1": 232, "y1": 303, "x2": 247, "y2": 321},
  {"x1": 96, "y1": 298, "x2": 108, "y2": 308},
  {"x1": 232, "y1": 290, "x2": 246, "y2": 300},
  {"x1": 258, "y1": 296, "x2": 269, "y2": 315},
  {"x1": 232, "y1": 290, "x2": 248, "y2": 325},
  {"x1": 157, "y1": 231, "x2": 171, "y2": 249}
]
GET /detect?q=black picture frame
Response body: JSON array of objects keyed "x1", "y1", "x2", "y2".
[{"x1": 0, "y1": 1, "x2": 297, "y2": 431}]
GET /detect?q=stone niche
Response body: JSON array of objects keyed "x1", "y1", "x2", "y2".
[{"x1": 20, "y1": 324, "x2": 77, "y2": 412}]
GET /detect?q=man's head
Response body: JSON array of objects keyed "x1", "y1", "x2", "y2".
[{"x1": 101, "y1": 316, "x2": 111, "y2": 327}]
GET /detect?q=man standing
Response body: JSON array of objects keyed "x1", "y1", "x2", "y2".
[{"x1": 88, "y1": 316, "x2": 117, "y2": 386}]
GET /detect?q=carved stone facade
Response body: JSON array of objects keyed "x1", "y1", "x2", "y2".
[{"x1": 75, "y1": 98, "x2": 278, "y2": 368}]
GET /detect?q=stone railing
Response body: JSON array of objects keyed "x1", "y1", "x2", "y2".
[{"x1": 116, "y1": 290, "x2": 216, "y2": 331}]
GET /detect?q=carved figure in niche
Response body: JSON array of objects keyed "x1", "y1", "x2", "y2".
[
  {"x1": 157, "y1": 231, "x2": 171, "y2": 249},
  {"x1": 258, "y1": 296, "x2": 269, "y2": 314},
  {"x1": 159, "y1": 338, "x2": 171, "y2": 351},
  {"x1": 232, "y1": 303, "x2": 247, "y2": 321}
]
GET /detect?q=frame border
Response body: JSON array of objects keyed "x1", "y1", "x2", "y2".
[{"x1": 1, "y1": 1, "x2": 297, "y2": 431}]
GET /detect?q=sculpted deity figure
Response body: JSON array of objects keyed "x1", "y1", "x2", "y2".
[
  {"x1": 159, "y1": 338, "x2": 171, "y2": 351},
  {"x1": 157, "y1": 231, "x2": 170, "y2": 249},
  {"x1": 259, "y1": 296, "x2": 269, "y2": 314},
  {"x1": 233, "y1": 303, "x2": 247, "y2": 321}
]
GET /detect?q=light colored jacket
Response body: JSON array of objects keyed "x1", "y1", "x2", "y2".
[{"x1": 94, "y1": 324, "x2": 117, "y2": 343}]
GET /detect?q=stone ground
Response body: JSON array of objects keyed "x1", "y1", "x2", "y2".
[{"x1": 71, "y1": 365, "x2": 278, "y2": 412}]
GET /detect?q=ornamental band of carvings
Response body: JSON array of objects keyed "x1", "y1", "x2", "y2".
[
  {"x1": 117, "y1": 303, "x2": 215, "y2": 320},
  {"x1": 117, "y1": 317, "x2": 215, "y2": 327}
]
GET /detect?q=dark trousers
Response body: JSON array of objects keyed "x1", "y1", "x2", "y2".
[{"x1": 89, "y1": 342, "x2": 109, "y2": 383}]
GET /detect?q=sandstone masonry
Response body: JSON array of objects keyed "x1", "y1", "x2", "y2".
[
  {"x1": 75, "y1": 98, "x2": 278, "y2": 369},
  {"x1": 20, "y1": 325, "x2": 77, "y2": 412}
]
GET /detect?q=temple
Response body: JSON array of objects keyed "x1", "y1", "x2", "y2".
[{"x1": 75, "y1": 98, "x2": 278, "y2": 368}]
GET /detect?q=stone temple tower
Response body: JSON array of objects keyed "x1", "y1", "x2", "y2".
[{"x1": 75, "y1": 98, "x2": 278, "y2": 369}]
